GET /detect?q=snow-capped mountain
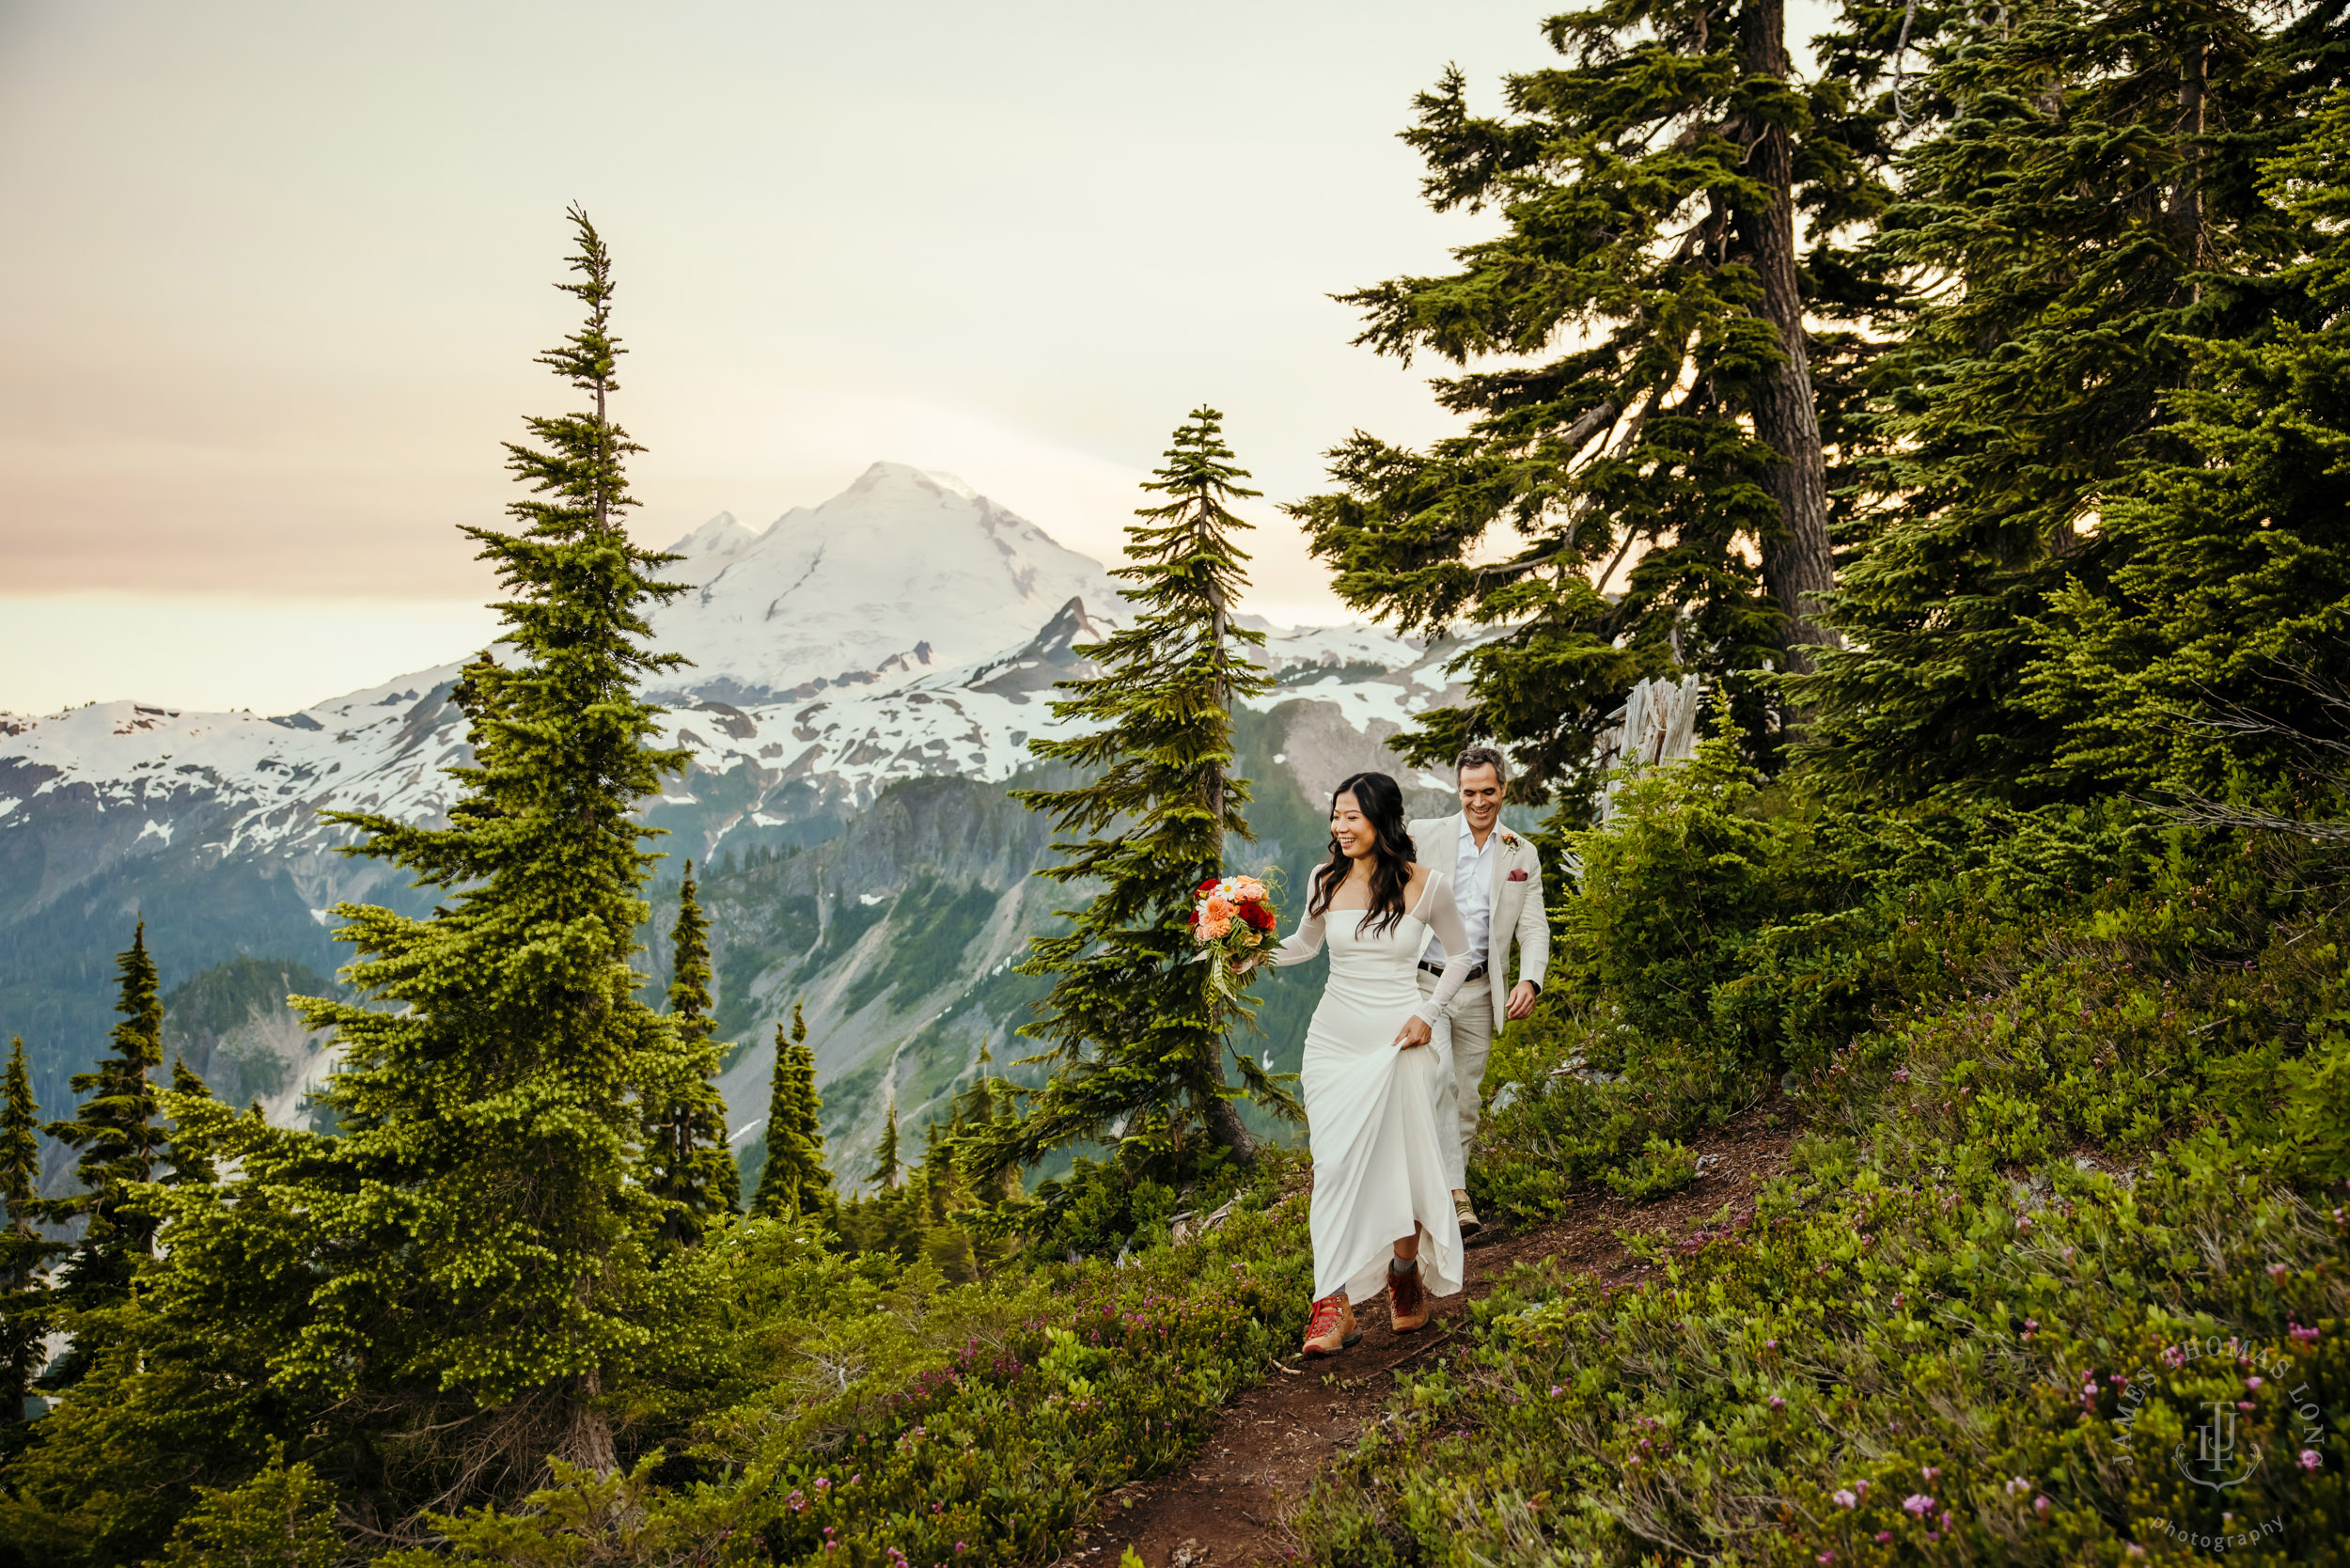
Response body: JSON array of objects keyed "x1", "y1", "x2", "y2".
[
  {"x1": 0, "y1": 463, "x2": 1467, "y2": 1184},
  {"x1": 646, "y1": 462, "x2": 1129, "y2": 704},
  {"x1": 0, "y1": 605, "x2": 1446, "y2": 871}
]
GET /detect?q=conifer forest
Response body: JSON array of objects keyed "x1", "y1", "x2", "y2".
[{"x1": 14, "y1": 3, "x2": 2350, "y2": 1563}]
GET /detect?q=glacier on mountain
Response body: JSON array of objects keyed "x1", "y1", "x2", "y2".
[{"x1": 645, "y1": 461, "x2": 1132, "y2": 705}]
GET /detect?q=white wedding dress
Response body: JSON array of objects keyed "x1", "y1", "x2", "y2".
[{"x1": 1267, "y1": 873, "x2": 1478, "y2": 1306}]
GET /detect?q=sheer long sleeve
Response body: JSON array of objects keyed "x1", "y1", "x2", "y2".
[
  {"x1": 1412, "y1": 875, "x2": 1477, "y2": 1023},
  {"x1": 1262, "y1": 906, "x2": 1326, "y2": 968}
]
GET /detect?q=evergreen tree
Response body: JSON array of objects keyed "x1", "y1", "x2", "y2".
[
  {"x1": 647, "y1": 862, "x2": 741, "y2": 1245},
  {"x1": 941, "y1": 1038, "x2": 1022, "y2": 1211},
  {"x1": 140, "y1": 207, "x2": 705, "y2": 1493},
  {"x1": 160, "y1": 1060, "x2": 219, "y2": 1188},
  {"x1": 2, "y1": 1036, "x2": 62, "y2": 1439},
  {"x1": 748, "y1": 1003, "x2": 832, "y2": 1218},
  {"x1": 34, "y1": 920, "x2": 168, "y2": 1390},
  {"x1": 989, "y1": 409, "x2": 1292, "y2": 1174},
  {"x1": 916, "y1": 1118, "x2": 956, "y2": 1228},
  {"x1": 867, "y1": 1092, "x2": 901, "y2": 1191},
  {"x1": 2020, "y1": 81, "x2": 2350, "y2": 803},
  {"x1": 1799, "y1": 0, "x2": 2347, "y2": 802},
  {"x1": 1287, "y1": 1, "x2": 1898, "y2": 805},
  {"x1": 912, "y1": 1119, "x2": 983, "y2": 1282}
]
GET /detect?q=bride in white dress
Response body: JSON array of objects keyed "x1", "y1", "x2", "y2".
[{"x1": 1261, "y1": 770, "x2": 1479, "y2": 1356}]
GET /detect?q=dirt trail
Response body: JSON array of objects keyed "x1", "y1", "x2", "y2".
[{"x1": 1056, "y1": 1105, "x2": 1794, "y2": 1568}]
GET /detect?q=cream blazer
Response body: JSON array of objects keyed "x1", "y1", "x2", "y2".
[{"x1": 1407, "y1": 812, "x2": 1551, "y2": 1031}]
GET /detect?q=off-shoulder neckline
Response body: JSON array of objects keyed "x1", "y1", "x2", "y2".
[{"x1": 1317, "y1": 866, "x2": 1447, "y2": 916}]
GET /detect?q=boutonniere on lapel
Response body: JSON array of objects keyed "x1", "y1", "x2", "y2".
[{"x1": 1499, "y1": 830, "x2": 1531, "y2": 879}]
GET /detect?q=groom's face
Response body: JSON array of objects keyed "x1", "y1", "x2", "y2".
[{"x1": 1459, "y1": 763, "x2": 1503, "y2": 834}]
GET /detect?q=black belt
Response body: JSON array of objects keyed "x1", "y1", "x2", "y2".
[{"x1": 1420, "y1": 958, "x2": 1487, "y2": 983}]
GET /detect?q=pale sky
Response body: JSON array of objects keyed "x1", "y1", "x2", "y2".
[{"x1": 0, "y1": 1, "x2": 1837, "y2": 716}]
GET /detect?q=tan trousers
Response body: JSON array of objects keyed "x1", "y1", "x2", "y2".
[{"x1": 1419, "y1": 969, "x2": 1496, "y2": 1185}]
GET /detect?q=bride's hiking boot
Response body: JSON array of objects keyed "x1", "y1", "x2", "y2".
[
  {"x1": 1453, "y1": 1189, "x2": 1483, "y2": 1239},
  {"x1": 1387, "y1": 1255, "x2": 1431, "y2": 1333},
  {"x1": 1303, "y1": 1294, "x2": 1359, "y2": 1357}
]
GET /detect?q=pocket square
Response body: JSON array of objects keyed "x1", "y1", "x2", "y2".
[{"x1": 1507, "y1": 868, "x2": 1529, "y2": 882}]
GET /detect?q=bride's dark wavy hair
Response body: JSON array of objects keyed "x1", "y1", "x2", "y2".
[{"x1": 1308, "y1": 771, "x2": 1418, "y2": 937}]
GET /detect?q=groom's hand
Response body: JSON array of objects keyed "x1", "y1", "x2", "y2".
[
  {"x1": 1506, "y1": 980, "x2": 1541, "y2": 1021},
  {"x1": 1394, "y1": 1015, "x2": 1434, "y2": 1050}
]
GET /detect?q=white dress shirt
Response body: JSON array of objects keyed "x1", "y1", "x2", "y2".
[{"x1": 1421, "y1": 815, "x2": 1493, "y2": 971}]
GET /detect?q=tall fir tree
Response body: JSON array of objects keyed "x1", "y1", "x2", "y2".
[
  {"x1": 1286, "y1": 0, "x2": 1899, "y2": 806},
  {"x1": 867, "y1": 1092, "x2": 901, "y2": 1191},
  {"x1": 945, "y1": 1039, "x2": 1022, "y2": 1209},
  {"x1": 33, "y1": 920, "x2": 168, "y2": 1391},
  {"x1": 988, "y1": 408, "x2": 1292, "y2": 1174},
  {"x1": 111, "y1": 208, "x2": 709, "y2": 1498},
  {"x1": 2, "y1": 1035, "x2": 63, "y2": 1440},
  {"x1": 748, "y1": 1003, "x2": 832, "y2": 1218},
  {"x1": 839, "y1": 1093, "x2": 925, "y2": 1264},
  {"x1": 647, "y1": 862, "x2": 741, "y2": 1245},
  {"x1": 1798, "y1": 0, "x2": 2349, "y2": 802}
]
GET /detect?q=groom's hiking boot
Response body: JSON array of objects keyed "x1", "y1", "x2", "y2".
[
  {"x1": 1453, "y1": 1189, "x2": 1483, "y2": 1239},
  {"x1": 1387, "y1": 1258, "x2": 1431, "y2": 1333},
  {"x1": 1303, "y1": 1294, "x2": 1359, "y2": 1357}
]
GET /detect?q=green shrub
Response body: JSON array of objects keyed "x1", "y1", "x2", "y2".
[
  {"x1": 1601, "y1": 1137, "x2": 1699, "y2": 1201},
  {"x1": 1294, "y1": 1154, "x2": 2350, "y2": 1567},
  {"x1": 146, "y1": 1445, "x2": 341, "y2": 1568}
]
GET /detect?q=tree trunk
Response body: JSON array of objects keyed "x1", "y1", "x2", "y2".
[
  {"x1": 2173, "y1": 39, "x2": 2209, "y2": 296},
  {"x1": 561, "y1": 1371, "x2": 619, "y2": 1477},
  {"x1": 1199, "y1": 556, "x2": 1260, "y2": 1172},
  {"x1": 1206, "y1": 573, "x2": 1230, "y2": 859},
  {"x1": 1201, "y1": 1091, "x2": 1260, "y2": 1169},
  {"x1": 1732, "y1": 0, "x2": 1836, "y2": 674}
]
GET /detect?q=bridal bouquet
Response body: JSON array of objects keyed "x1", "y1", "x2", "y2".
[{"x1": 1192, "y1": 873, "x2": 1277, "y2": 1009}]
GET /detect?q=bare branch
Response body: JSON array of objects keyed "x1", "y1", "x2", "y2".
[{"x1": 2143, "y1": 794, "x2": 2350, "y2": 841}]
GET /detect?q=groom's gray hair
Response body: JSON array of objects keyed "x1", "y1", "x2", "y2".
[{"x1": 1454, "y1": 745, "x2": 1508, "y2": 783}]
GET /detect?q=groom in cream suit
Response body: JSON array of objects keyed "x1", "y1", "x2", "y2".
[{"x1": 1411, "y1": 745, "x2": 1549, "y2": 1237}]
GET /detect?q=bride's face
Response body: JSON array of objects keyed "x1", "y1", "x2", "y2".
[{"x1": 1330, "y1": 792, "x2": 1376, "y2": 862}]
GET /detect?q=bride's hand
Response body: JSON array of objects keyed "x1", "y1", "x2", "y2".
[{"x1": 1394, "y1": 1015, "x2": 1433, "y2": 1050}]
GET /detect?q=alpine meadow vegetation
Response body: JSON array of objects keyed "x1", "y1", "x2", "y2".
[{"x1": 8, "y1": 3, "x2": 2350, "y2": 1564}]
